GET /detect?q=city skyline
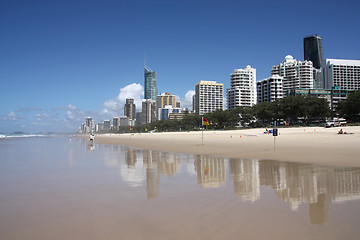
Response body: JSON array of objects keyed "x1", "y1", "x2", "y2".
[{"x1": 1, "y1": 0, "x2": 360, "y2": 133}]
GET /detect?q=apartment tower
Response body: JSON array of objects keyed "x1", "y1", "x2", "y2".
[
  {"x1": 271, "y1": 55, "x2": 314, "y2": 95},
  {"x1": 227, "y1": 65, "x2": 257, "y2": 110},
  {"x1": 194, "y1": 81, "x2": 223, "y2": 115},
  {"x1": 156, "y1": 93, "x2": 176, "y2": 109},
  {"x1": 256, "y1": 75, "x2": 283, "y2": 103},
  {"x1": 113, "y1": 117, "x2": 119, "y2": 130},
  {"x1": 324, "y1": 59, "x2": 360, "y2": 90},
  {"x1": 141, "y1": 99, "x2": 156, "y2": 124},
  {"x1": 124, "y1": 97, "x2": 136, "y2": 120}
]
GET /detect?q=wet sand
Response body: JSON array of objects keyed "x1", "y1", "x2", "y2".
[
  {"x1": 95, "y1": 126, "x2": 360, "y2": 167},
  {"x1": 1, "y1": 137, "x2": 360, "y2": 240}
]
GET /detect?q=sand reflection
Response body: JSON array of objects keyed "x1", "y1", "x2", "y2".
[{"x1": 101, "y1": 144, "x2": 360, "y2": 225}]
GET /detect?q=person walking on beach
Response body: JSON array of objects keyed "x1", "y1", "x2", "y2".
[{"x1": 89, "y1": 133, "x2": 95, "y2": 142}]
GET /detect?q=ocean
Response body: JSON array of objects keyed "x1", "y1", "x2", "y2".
[{"x1": 1, "y1": 136, "x2": 360, "y2": 240}]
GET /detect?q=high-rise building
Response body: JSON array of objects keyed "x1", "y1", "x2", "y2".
[
  {"x1": 141, "y1": 99, "x2": 156, "y2": 124},
  {"x1": 135, "y1": 112, "x2": 142, "y2": 126},
  {"x1": 272, "y1": 55, "x2": 314, "y2": 95},
  {"x1": 96, "y1": 122, "x2": 104, "y2": 132},
  {"x1": 103, "y1": 120, "x2": 111, "y2": 131},
  {"x1": 144, "y1": 66, "x2": 157, "y2": 101},
  {"x1": 324, "y1": 59, "x2": 360, "y2": 90},
  {"x1": 304, "y1": 35, "x2": 324, "y2": 69},
  {"x1": 156, "y1": 93, "x2": 176, "y2": 111},
  {"x1": 227, "y1": 65, "x2": 257, "y2": 110},
  {"x1": 257, "y1": 75, "x2": 283, "y2": 103},
  {"x1": 195, "y1": 81, "x2": 223, "y2": 115},
  {"x1": 124, "y1": 97, "x2": 136, "y2": 120},
  {"x1": 113, "y1": 117, "x2": 119, "y2": 130},
  {"x1": 120, "y1": 116, "x2": 130, "y2": 127},
  {"x1": 85, "y1": 117, "x2": 94, "y2": 133},
  {"x1": 304, "y1": 35, "x2": 324, "y2": 89},
  {"x1": 158, "y1": 105, "x2": 181, "y2": 120}
]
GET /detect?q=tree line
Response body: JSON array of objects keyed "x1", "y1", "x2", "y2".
[{"x1": 112, "y1": 91, "x2": 359, "y2": 133}]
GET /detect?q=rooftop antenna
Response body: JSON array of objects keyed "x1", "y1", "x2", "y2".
[{"x1": 144, "y1": 53, "x2": 147, "y2": 69}]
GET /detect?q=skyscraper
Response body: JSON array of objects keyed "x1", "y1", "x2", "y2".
[
  {"x1": 304, "y1": 35, "x2": 324, "y2": 88},
  {"x1": 304, "y1": 34, "x2": 324, "y2": 69},
  {"x1": 272, "y1": 55, "x2": 314, "y2": 95},
  {"x1": 141, "y1": 99, "x2": 156, "y2": 124},
  {"x1": 113, "y1": 117, "x2": 119, "y2": 130},
  {"x1": 144, "y1": 66, "x2": 157, "y2": 101},
  {"x1": 103, "y1": 120, "x2": 111, "y2": 131},
  {"x1": 85, "y1": 117, "x2": 94, "y2": 133},
  {"x1": 195, "y1": 81, "x2": 223, "y2": 115},
  {"x1": 124, "y1": 97, "x2": 136, "y2": 120},
  {"x1": 227, "y1": 65, "x2": 257, "y2": 110}
]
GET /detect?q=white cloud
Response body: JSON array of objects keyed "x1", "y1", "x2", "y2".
[
  {"x1": 2, "y1": 111, "x2": 21, "y2": 121},
  {"x1": 34, "y1": 112, "x2": 50, "y2": 121},
  {"x1": 66, "y1": 104, "x2": 85, "y2": 121},
  {"x1": 177, "y1": 90, "x2": 195, "y2": 110},
  {"x1": 1, "y1": 85, "x2": 197, "y2": 133},
  {"x1": 103, "y1": 83, "x2": 144, "y2": 116},
  {"x1": 67, "y1": 104, "x2": 77, "y2": 110}
]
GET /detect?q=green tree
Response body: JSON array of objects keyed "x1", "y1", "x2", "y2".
[
  {"x1": 205, "y1": 110, "x2": 234, "y2": 129},
  {"x1": 253, "y1": 101, "x2": 274, "y2": 124},
  {"x1": 181, "y1": 114, "x2": 202, "y2": 130},
  {"x1": 230, "y1": 107, "x2": 254, "y2": 127},
  {"x1": 304, "y1": 96, "x2": 330, "y2": 123},
  {"x1": 338, "y1": 90, "x2": 360, "y2": 122}
]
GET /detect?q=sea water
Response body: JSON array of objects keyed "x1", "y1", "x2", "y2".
[{"x1": 1, "y1": 136, "x2": 360, "y2": 240}]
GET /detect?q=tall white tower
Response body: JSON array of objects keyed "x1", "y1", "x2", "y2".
[
  {"x1": 271, "y1": 55, "x2": 313, "y2": 95},
  {"x1": 227, "y1": 65, "x2": 257, "y2": 110},
  {"x1": 195, "y1": 81, "x2": 224, "y2": 115}
]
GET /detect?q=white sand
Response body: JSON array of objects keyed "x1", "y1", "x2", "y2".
[{"x1": 94, "y1": 126, "x2": 360, "y2": 167}]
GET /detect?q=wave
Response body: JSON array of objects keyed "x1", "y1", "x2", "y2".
[{"x1": 0, "y1": 134, "x2": 49, "y2": 139}]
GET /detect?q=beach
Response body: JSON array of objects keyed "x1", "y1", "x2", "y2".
[
  {"x1": 94, "y1": 126, "x2": 360, "y2": 167},
  {"x1": 1, "y1": 136, "x2": 360, "y2": 240}
]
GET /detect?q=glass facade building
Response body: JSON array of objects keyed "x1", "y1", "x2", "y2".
[
  {"x1": 144, "y1": 67, "x2": 157, "y2": 101},
  {"x1": 304, "y1": 35, "x2": 324, "y2": 69}
]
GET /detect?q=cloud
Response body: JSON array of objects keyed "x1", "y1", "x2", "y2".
[
  {"x1": 1, "y1": 85, "x2": 197, "y2": 133},
  {"x1": 176, "y1": 90, "x2": 195, "y2": 110},
  {"x1": 65, "y1": 104, "x2": 85, "y2": 121},
  {"x1": 103, "y1": 83, "x2": 144, "y2": 116},
  {"x1": 34, "y1": 112, "x2": 50, "y2": 121},
  {"x1": 67, "y1": 104, "x2": 77, "y2": 110},
  {"x1": 2, "y1": 111, "x2": 21, "y2": 121}
]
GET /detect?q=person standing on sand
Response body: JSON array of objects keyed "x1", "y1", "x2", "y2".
[{"x1": 89, "y1": 133, "x2": 95, "y2": 141}]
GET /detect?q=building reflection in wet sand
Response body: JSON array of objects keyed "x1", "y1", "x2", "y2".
[
  {"x1": 103, "y1": 145, "x2": 181, "y2": 199},
  {"x1": 102, "y1": 144, "x2": 360, "y2": 225},
  {"x1": 194, "y1": 155, "x2": 226, "y2": 188}
]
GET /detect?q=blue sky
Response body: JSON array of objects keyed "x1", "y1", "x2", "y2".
[{"x1": 1, "y1": 0, "x2": 359, "y2": 133}]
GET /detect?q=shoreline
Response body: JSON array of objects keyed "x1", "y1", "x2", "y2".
[{"x1": 93, "y1": 126, "x2": 360, "y2": 167}]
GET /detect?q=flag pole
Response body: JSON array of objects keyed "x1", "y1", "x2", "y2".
[{"x1": 201, "y1": 117, "x2": 204, "y2": 144}]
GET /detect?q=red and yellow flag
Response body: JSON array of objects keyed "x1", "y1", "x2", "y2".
[{"x1": 202, "y1": 117, "x2": 209, "y2": 126}]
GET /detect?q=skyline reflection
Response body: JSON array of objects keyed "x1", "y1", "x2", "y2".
[{"x1": 98, "y1": 143, "x2": 360, "y2": 225}]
